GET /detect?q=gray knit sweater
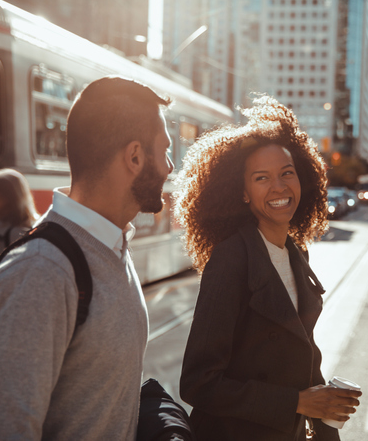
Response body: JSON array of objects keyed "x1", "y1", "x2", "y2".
[{"x1": 0, "y1": 211, "x2": 148, "y2": 440}]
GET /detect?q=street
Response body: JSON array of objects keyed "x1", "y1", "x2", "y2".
[{"x1": 143, "y1": 205, "x2": 368, "y2": 439}]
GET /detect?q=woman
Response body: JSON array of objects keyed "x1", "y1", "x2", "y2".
[
  {"x1": 0, "y1": 168, "x2": 39, "y2": 252},
  {"x1": 174, "y1": 96, "x2": 361, "y2": 441}
]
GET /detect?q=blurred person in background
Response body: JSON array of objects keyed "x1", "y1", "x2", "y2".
[
  {"x1": 174, "y1": 96, "x2": 361, "y2": 441},
  {"x1": 0, "y1": 168, "x2": 39, "y2": 252}
]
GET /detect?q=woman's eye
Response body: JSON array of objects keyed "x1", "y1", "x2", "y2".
[
  {"x1": 255, "y1": 175, "x2": 267, "y2": 181},
  {"x1": 283, "y1": 170, "x2": 294, "y2": 176}
]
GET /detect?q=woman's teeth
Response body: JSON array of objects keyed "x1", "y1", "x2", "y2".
[{"x1": 268, "y1": 198, "x2": 290, "y2": 207}]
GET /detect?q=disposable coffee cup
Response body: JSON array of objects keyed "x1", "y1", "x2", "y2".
[{"x1": 322, "y1": 376, "x2": 361, "y2": 429}]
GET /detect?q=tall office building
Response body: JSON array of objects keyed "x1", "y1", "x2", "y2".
[
  {"x1": 346, "y1": 0, "x2": 365, "y2": 139},
  {"x1": 7, "y1": 0, "x2": 149, "y2": 57},
  {"x1": 358, "y1": 0, "x2": 368, "y2": 161},
  {"x1": 162, "y1": 0, "x2": 261, "y2": 118},
  {"x1": 259, "y1": 0, "x2": 338, "y2": 150}
]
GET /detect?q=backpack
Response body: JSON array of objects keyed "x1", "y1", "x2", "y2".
[{"x1": 0, "y1": 221, "x2": 92, "y2": 334}]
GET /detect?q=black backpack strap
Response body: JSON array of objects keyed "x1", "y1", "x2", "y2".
[{"x1": 0, "y1": 222, "x2": 92, "y2": 333}]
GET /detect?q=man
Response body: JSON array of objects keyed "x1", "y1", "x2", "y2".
[{"x1": 0, "y1": 76, "x2": 174, "y2": 440}]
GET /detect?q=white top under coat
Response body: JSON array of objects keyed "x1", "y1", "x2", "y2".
[{"x1": 258, "y1": 229, "x2": 298, "y2": 312}]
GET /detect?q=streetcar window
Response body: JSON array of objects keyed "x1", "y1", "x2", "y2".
[
  {"x1": 35, "y1": 103, "x2": 68, "y2": 158},
  {"x1": 30, "y1": 68, "x2": 76, "y2": 165}
]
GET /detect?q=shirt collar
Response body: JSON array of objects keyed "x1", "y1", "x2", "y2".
[{"x1": 51, "y1": 187, "x2": 135, "y2": 256}]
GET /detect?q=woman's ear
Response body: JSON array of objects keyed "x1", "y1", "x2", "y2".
[
  {"x1": 243, "y1": 190, "x2": 250, "y2": 204},
  {"x1": 124, "y1": 141, "x2": 145, "y2": 176}
]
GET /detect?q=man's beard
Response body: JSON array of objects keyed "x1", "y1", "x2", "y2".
[{"x1": 131, "y1": 160, "x2": 166, "y2": 214}]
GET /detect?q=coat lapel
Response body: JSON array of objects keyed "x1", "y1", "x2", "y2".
[
  {"x1": 239, "y1": 224, "x2": 324, "y2": 344},
  {"x1": 286, "y1": 237, "x2": 324, "y2": 338}
]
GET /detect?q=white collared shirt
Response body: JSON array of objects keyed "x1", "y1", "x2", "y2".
[{"x1": 47, "y1": 187, "x2": 135, "y2": 259}]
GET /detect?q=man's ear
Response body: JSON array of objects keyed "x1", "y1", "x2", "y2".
[{"x1": 124, "y1": 141, "x2": 145, "y2": 175}]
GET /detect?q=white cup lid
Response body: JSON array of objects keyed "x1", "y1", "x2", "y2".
[{"x1": 330, "y1": 376, "x2": 361, "y2": 391}]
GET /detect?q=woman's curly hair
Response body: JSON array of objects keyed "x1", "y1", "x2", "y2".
[{"x1": 173, "y1": 96, "x2": 328, "y2": 273}]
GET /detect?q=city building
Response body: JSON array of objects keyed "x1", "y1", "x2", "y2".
[
  {"x1": 346, "y1": 0, "x2": 365, "y2": 139},
  {"x1": 333, "y1": 0, "x2": 352, "y2": 155},
  {"x1": 6, "y1": 0, "x2": 149, "y2": 57},
  {"x1": 259, "y1": 0, "x2": 338, "y2": 150},
  {"x1": 358, "y1": 0, "x2": 368, "y2": 161},
  {"x1": 162, "y1": 0, "x2": 261, "y2": 119}
]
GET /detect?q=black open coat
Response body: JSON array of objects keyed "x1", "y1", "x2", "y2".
[{"x1": 180, "y1": 223, "x2": 340, "y2": 441}]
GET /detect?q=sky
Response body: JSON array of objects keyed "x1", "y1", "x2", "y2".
[{"x1": 147, "y1": 0, "x2": 164, "y2": 59}]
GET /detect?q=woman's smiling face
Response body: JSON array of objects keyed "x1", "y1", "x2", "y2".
[{"x1": 243, "y1": 144, "x2": 301, "y2": 231}]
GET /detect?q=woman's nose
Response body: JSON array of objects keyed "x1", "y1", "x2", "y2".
[{"x1": 271, "y1": 177, "x2": 287, "y2": 191}]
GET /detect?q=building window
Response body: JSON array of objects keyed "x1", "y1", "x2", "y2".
[
  {"x1": 288, "y1": 91, "x2": 293, "y2": 97},
  {"x1": 322, "y1": 52, "x2": 327, "y2": 58},
  {"x1": 320, "y1": 91, "x2": 326, "y2": 97},
  {"x1": 299, "y1": 78, "x2": 305, "y2": 84},
  {"x1": 277, "y1": 90, "x2": 282, "y2": 97},
  {"x1": 301, "y1": 25, "x2": 306, "y2": 31},
  {"x1": 268, "y1": 25, "x2": 274, "y2": 31},
  {"x1": 268, "y1": 38, "x2": 273, "y2": 44},
  {"x1": 289, "y1": 51, "x2": 295, "y2": 57},
  {"x1": 290, "y1": 12, "x2": 296, "y2": 18},
  {"x1": 309, "y1": 91, "x2": 315, "y2": 97},
  {"x1": 288, "y1": 77, "x2": 294, "y2": 83},
  {"x1": 322, "y1": 25, "x2": 328, "y2": 31},
  {"x1": 310, "y1": 65, "x2": 316, "y2": 71},
  {"x1": 279, "y1": 38, "x2": 284, "y2": 44},
  {"x1": 311, "y1": 52, "x2": 316, "y2": 58},
  {"x1": 321, "y1": 65, "x2": 327, "y2": 71},
  {"x1": 278, "y1": 77, "x2": 283, "y2": 84},
  {"x1": 299, "y1": 65, "x2": 305, "y2": 71},
  {"x1": 290, "y1": 25, "x2": 295, "y2": 31},
  {"x1": 280, "y1": 25, "x2": 285, "y2": 31},
  {"x1": 290, "y1": 38, "x2": 295, "y2": 44},
  {"x1": 279, "y1": 51, "x2": 284, "y2": 57},
  {"x1": 321, "y1": 78, "x2": 326, "y2": 84},
  {"x1": 288, "y1": 65, "x2": 294, "y2": 71},
  {"x1": 310, "y1": 78, "x2": 315, "y2": 84},
  {"x1": 299, "y1": 91, "x2": 304, "y2": 97},
  {"x1": 278, "y1": 64, "x2": 283, "y2": 70},
  {"x1": 322, "y1": 39, "x2": 328, "y2": 44}
]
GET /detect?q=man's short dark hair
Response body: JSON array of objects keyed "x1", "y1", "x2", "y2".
[{"x1": 66, "y1": 76, "x2": 171, "y2": 182}]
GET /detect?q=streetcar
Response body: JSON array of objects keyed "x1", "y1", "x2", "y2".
[{"x1": 0, "y1": 1, "x2": 234, "y2": 283}]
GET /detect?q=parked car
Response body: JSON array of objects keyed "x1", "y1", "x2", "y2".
[
  {"x1": 327, "y1": 194, "x2": 344, "y2": 219},
  {"x1": 357, "y1": 183, "x2": 368, "y2": 204},
  {"x1": 327, "y1": 187, "x2": 350, "y2": 216},
  {"x1": 346, "y1": 189, "x2": 359, "y2": 211}
]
